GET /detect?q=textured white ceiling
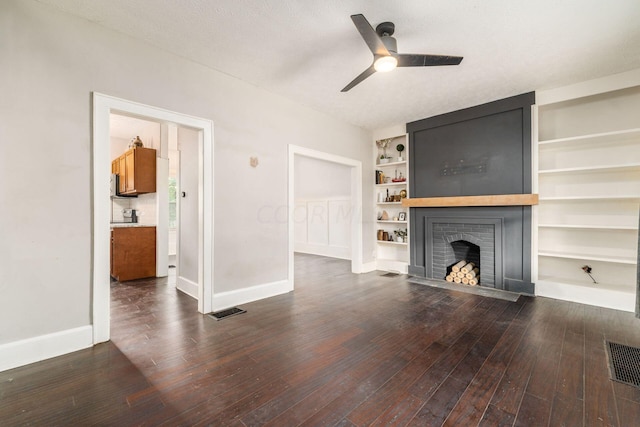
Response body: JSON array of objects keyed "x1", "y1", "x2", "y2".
[{"x1": 39, "y1": 0, "x2": 640, "y2": 130}]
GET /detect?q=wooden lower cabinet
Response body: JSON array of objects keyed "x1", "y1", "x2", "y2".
[{"x1": 110, "y1": 226, "x2": 156, "y2": 281}]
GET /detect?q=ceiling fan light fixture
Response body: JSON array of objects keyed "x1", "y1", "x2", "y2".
[
  {"x1": 341, "y1": 14, "x2": 463, "y2": 92},
  {"x1": 374, "y1": 55, "x2": 397, "y2": 72}
]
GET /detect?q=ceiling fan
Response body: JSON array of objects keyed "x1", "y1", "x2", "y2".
[{"x1": 342, "y1": 14, "x2": 463, "y2": 92}]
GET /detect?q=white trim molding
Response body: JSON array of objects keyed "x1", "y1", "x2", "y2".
[
  {"x1": 92, "y1": 93, "x2": 214, "y2": 345},
  {"x1": 360, "y1": 261, "x2": 378, "y2": 273},
  {"x1": 0, "y1": 326, "x2": 93, "y2": 373},
  {"x1": 288, "y1": 145, "x2": 364, "y2": 287},
  {"x1": 177, "y1": 276, "x2": 199, "y2": 299},
  {"x1": 295, "y1": 244, "x2": 350, "y2": 260},
  {"x1": 211, "y1": 280, "x2": 292, "y2": 312}
]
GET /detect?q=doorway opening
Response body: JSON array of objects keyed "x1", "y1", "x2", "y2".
[
  {"x1": 92, "y1": 93, "x2": 214, "y2": 344},
  {"x1": 288, "y1": 145, "x2": 363, "y2": 287}
]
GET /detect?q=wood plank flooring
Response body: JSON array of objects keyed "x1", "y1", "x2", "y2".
[{"x1": 2, "y1": 253, "x2": 640, "y2": 426}]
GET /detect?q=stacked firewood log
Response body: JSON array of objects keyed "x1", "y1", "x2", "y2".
[{"x1": 445, "y1": 260, "x2": 479, "y2": 286}]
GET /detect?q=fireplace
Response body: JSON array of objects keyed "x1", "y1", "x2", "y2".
[
  {"x1": 405, "y1": 92, "x2": 536, "y2": 295},
  {"x1": 430, "y1": 218, "x2": 502, "y2": 288},
  {"x1": 409, "y1": 206, "x2": 533, "y2": 294}
]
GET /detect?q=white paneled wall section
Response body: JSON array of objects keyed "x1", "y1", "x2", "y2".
[
  {"x1": 294, "y1": 155, "x2": 352, "y2": 260},
  {"x1": 294, "y1": 198, "x2": 352, "y2": 259}
]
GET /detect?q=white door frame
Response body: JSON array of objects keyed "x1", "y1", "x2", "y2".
[
  {"x1": 92, "y1": 93, "x2": 214, "y2": 344},
  {"x1": 288, "y1": 145, "x2": 363, "y2": 284}
]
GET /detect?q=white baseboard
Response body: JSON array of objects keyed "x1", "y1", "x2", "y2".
[
  {"x1": 360, "y1": 261, "x2": 378, "y2": 273},
  {"x1": 376, "y1": 259, "x2": 409, "y2": 274},
  {"x1": 295, "y1": 243, "x2": 350, "y2": 260},
  {"x1": 212, "y1": 279, "x2": 292, "y2": 312},
  {"x1": 0, "y1": 325, "x2": 93, "y2": 373},
  {"x1": 177, "y1": 276, "x2": 198, "y2": 299},
  {"x1": 536, "y1": 280, "x2": 635, "y2": 312}
]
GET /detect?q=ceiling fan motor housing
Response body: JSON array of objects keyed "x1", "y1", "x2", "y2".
[
  {"x1": 380, "y1": 35, "x2": 398, "y2": 55},
  {"x1": 375, "y1": 21, "x2": 395, "y2": 37}
]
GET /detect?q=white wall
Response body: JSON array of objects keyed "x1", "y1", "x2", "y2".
[
  {"x1": 294, "y1": 156, "x2": 351, "y2": 200},
  {"x1": 110, "y1": 137, "x2": 130, "y2": 161},
  {"x1": 177, "y1": 127, "x2": 199, "y2": 287},
  {"x1": 0, "y1": 0, "x2": 372, "y2": 350},
  {"x1": 294, "y1": 156, "x2": 352, "y2": 259}
]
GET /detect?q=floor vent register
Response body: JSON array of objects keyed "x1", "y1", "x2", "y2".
[
  {"x1": 209, "y1": 307, "x2": 246, "y2": 321},
  {"x1": 606, "y1": 341, "x2": 640, "y2": 388}
]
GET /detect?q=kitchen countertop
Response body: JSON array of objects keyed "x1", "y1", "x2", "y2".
[{"x1": 110, "y1": 223, "x2": 156, "y2": 228}]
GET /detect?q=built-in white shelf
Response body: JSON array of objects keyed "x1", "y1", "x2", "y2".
[
  {"x1": 376, "y1": 160, "x2": 407, "y2": 167},
  {"x1": 539, "y1": 195, "x2": 640, "y2": 201},
  {"x1": 538, "y1": 251, "x2": 637, "y2": 265},
  {"x1": 537, "y1": 275, "x2": 635, "y2": 293},
  {"x1": 375, "y1": 181, "x2": 408, "y2": 187},
  {"x1": 377, "y1": 240, "x2": 408, "y2": 246},
  {"x1": 538, "y1": 163, "x2": 640, "y2": 175},
  {"x1": 538, "y1": 127, "x2": 640, "y2": 147},
  {"x1": 377, "y1": 220, "x2": 408, "y2": 224},
  {"x1": 538, "y1": 224, "x2": 638, "y2": 231}
]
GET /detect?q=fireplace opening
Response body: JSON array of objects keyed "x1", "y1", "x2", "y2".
[
  {"x1": 445, "y1": 241, "x2": 481, "y2": 285},
  {"x1": 450, "y1": 240, "x2": 480, "y2": 271},
  {"x1": 430, "y1": 220, "x2": 500, "y2": 288}
]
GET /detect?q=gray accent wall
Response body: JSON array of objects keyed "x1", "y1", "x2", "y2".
[
  {"x1": 407, "y1": 92, "x2": 534, "y2": 197},
  {"x1": 406, "y1": 93, "x2": 535, "y2": 294}
]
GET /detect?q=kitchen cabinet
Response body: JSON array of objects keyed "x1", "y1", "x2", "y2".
[
  {"x1": 118, "y1": 155, "x2": 127, "y2": 193},
  {"x1": 111, "y1": 226, "x2": 156, "y2": 281},
  {"x1": 114, "y1": 147, "x2": 156, "y2": 195}
]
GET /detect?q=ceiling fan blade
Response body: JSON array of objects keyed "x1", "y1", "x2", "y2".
[
  {"x1": 350, "y1": 14, "x2": 390, "y2": 56},
  {"x1": 397, "y1": 54, "x2": 463, "y2": 67},
  {"x1": 341, "y1": 65, "x2": 376, "y2": 92}
]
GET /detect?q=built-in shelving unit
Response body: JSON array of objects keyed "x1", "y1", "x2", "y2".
[
  {"x1": 533, "y1": 72, "x2": 640, "y2": 312},
  {"x1": 374, "y1": 134, "x2": 409, "y2": 273}
]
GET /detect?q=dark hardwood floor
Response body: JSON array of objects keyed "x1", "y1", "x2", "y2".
[{"x1": 2, "y1": 253, "x2": 640, "y2": 426}]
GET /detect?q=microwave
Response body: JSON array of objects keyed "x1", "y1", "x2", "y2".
[{"x1": 110, "y1": 174, "x2": 137, "y2": 198}]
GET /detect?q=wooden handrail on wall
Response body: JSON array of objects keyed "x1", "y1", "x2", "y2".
[{"x1": 402, "y1": 194, "x2": 539, "y2": 207}]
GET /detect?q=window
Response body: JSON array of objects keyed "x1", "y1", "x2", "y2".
[{"x1": 168, "y1": 177, "x2": 177, "y2": 229}]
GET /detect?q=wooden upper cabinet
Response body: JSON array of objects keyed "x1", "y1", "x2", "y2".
[
  {"x1": 111, "y1": 159, "x2": 119, "y2": 174},
  {"x1": 118, "y1": 155, "x2": 127, "y2": 194},
  {"x1": 124, "y1": 149, "x2": 136, "y2": 192},
  {"x1": 116, "y1": 147, "x2": 156, "y2": 195}
]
